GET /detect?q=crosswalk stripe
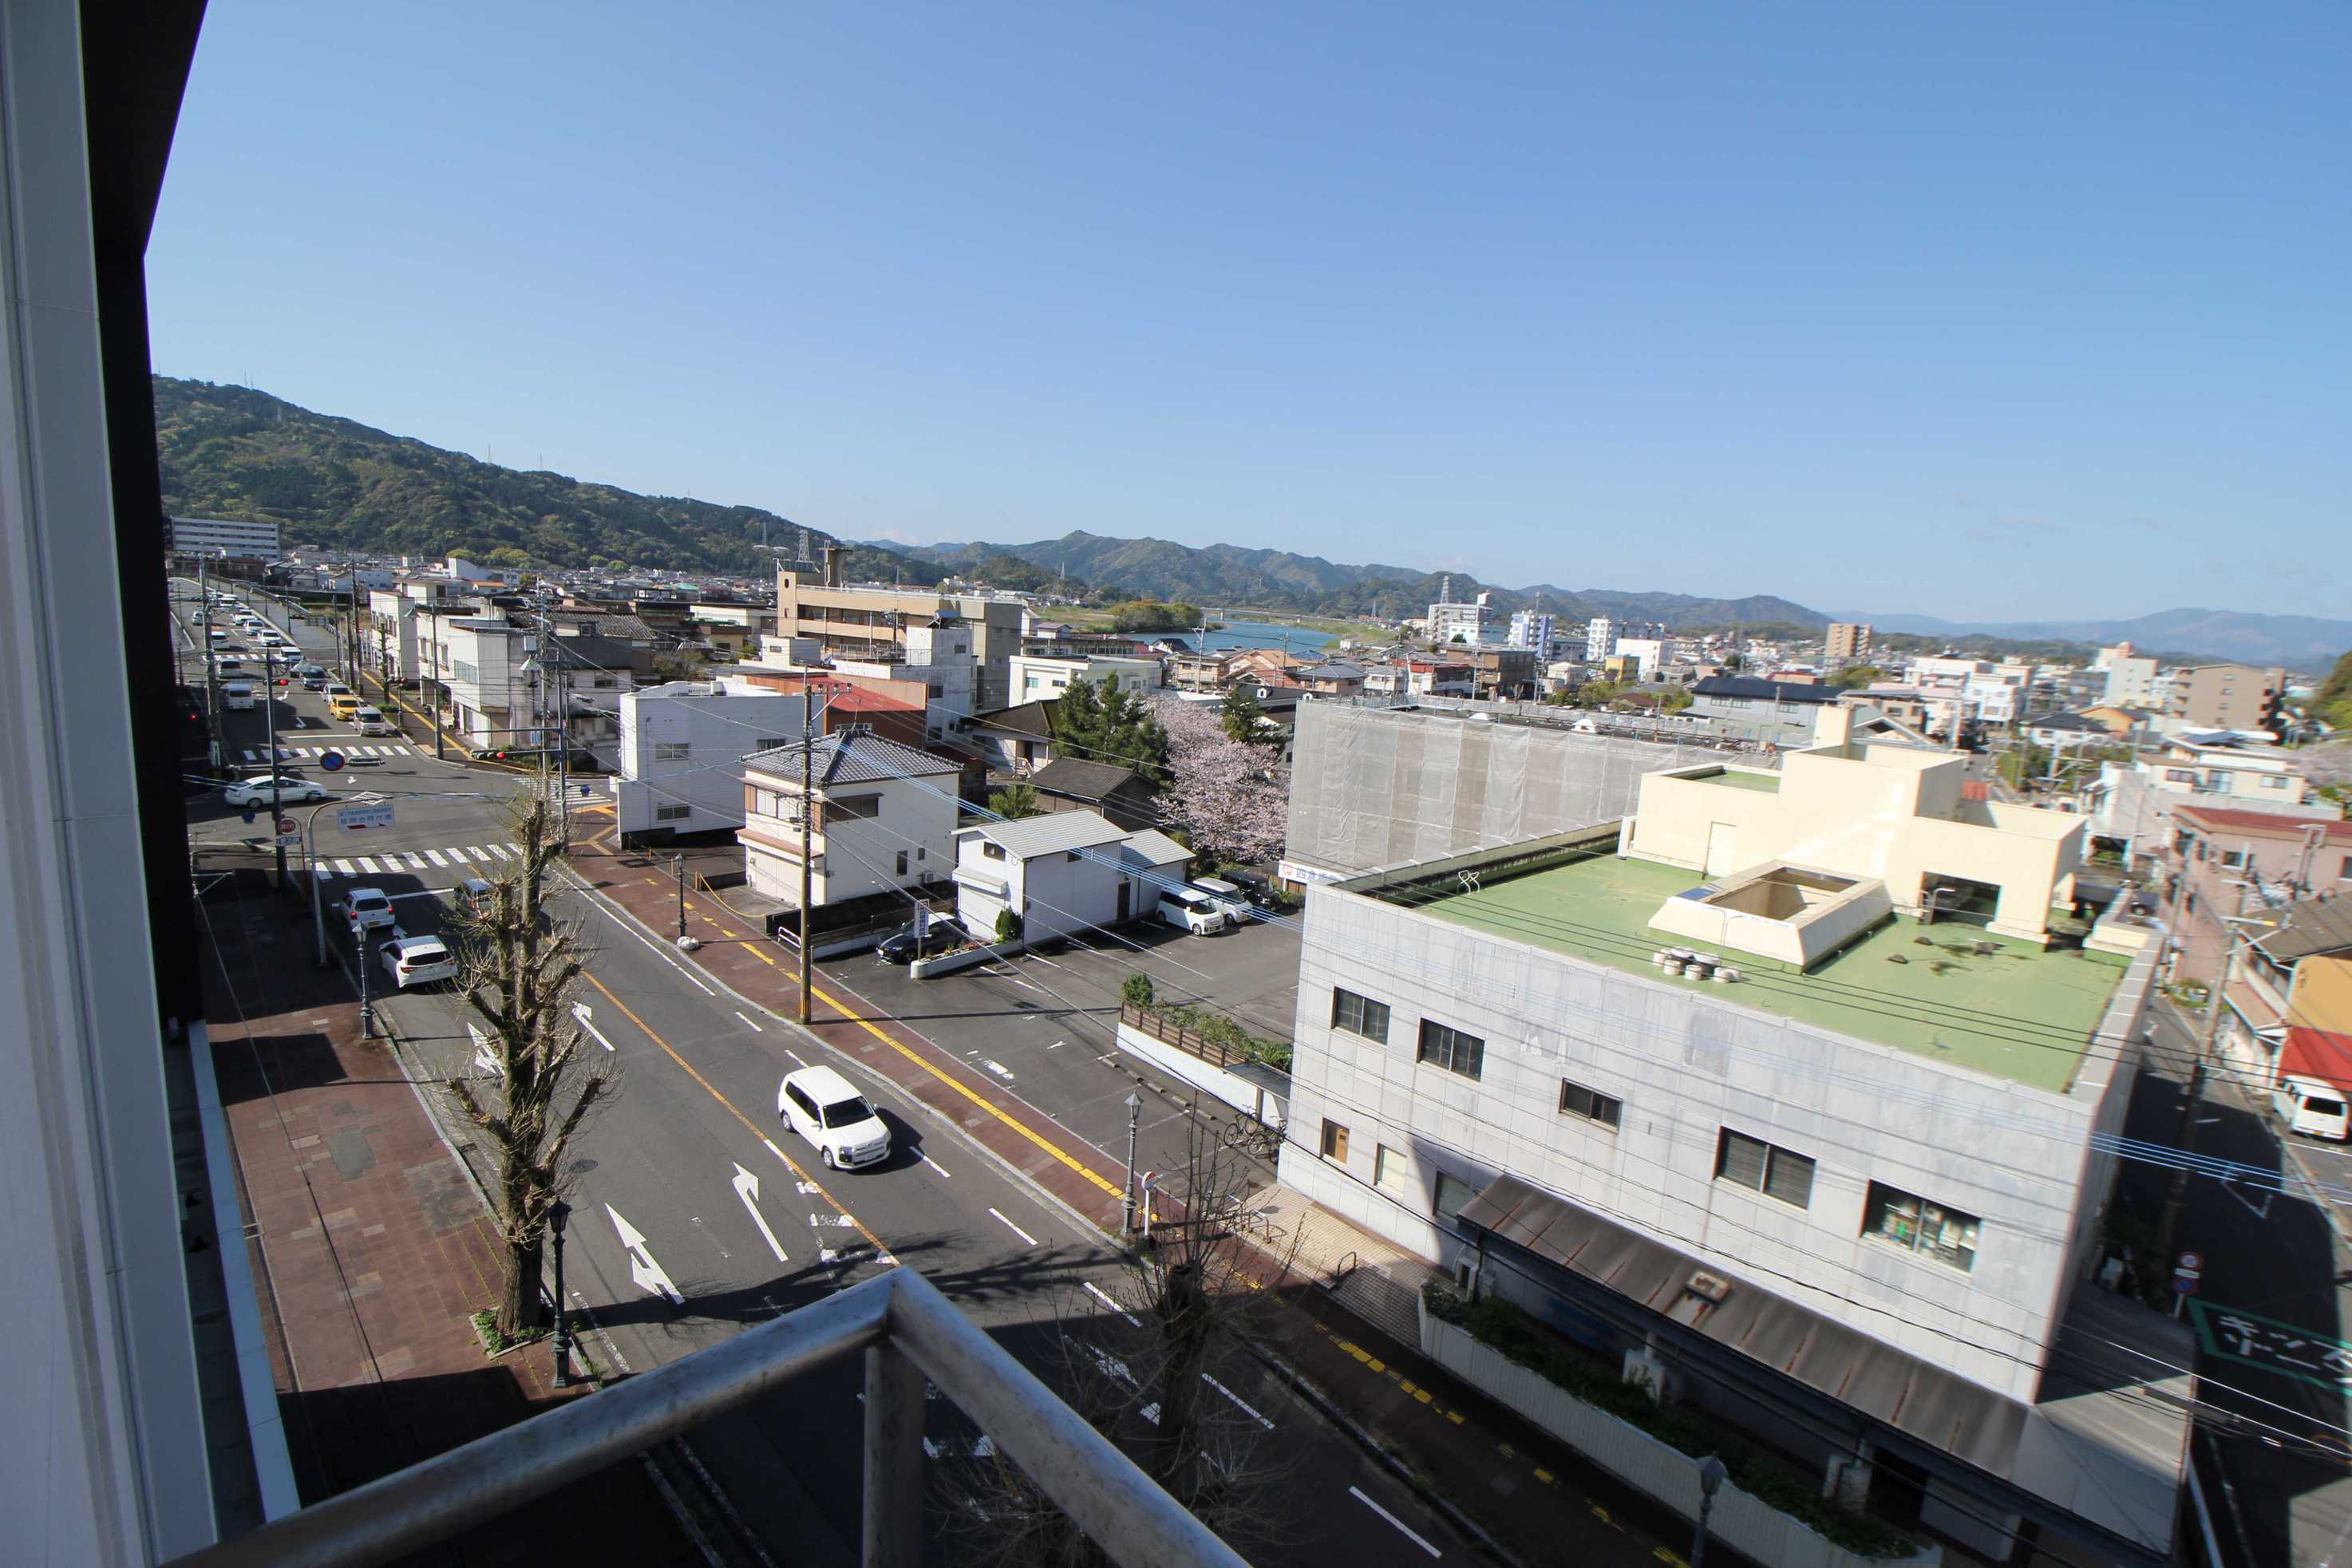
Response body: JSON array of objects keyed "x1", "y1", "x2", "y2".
[
  {"x1": 314, "y1": 861, "x2": 338, "y2": 880},
  {"x1": 467, "y1": 846, "x2": 495, "y2": 863},
  {"x1": 424, "y1": 849, "x2": 449, "y2": 867},
  {"x1": 402, "y1": 851, "x2": 429, "y2": 870},
  {"x1": 330, "y1": 859, "x2": 357, "y2": 875},
  {"x1": 357, "y1": 856, "x2": 383, "y2": 874},
  {"x1": 504, "y1": 843, "x2": 521, "y2": 855},
  {"x1": 242, "y1": 748, "x2": 258, "y2": 762}
]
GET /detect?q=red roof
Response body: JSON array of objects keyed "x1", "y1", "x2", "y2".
[
  {"x1": 2177, "y1": 805, "x2": 2352, "y2": 842},
  {"x1": 2278, "y1": 1028, "x2": 2352, "y2": 1092}
]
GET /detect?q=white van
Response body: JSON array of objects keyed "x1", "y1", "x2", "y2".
[
  {"x1": 2273, "y1": 1076, "x2": 2350, "y2": 1141},
  {"x1": 776, "y1": 1064, "x2": 891, "y2": 1170},
  {"x1": 222, "y1": 680, "x2": 256, "y2": 711},
  {"x1": 353, "y1": 705, "x2": 393, "y2": 736},
  {"x1": 1157, "y1": 887, "x2": 1229, "y2": 936}
]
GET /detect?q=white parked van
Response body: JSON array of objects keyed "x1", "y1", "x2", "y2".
[
  {"x1": 353, "y1": 705, "x2": 393, "y2": 736},
  {"x1": 2273, "y1": 1076, "x2": 2350, "y2": 1141},
  {"x1": 1157, "y1": 887, "x2": 1229, "y2": 936}
]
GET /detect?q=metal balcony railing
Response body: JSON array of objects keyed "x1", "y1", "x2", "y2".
[{"x1": 167, "y1": 1267, "x2": 1247, "y2": 1568}]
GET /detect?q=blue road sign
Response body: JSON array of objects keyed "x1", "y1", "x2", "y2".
[{"x1": 319, "y1": 750, "x2": 346, "y2": 772}]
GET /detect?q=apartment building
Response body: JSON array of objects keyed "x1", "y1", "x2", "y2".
[
  {"x1": 1506, "y1": 610, "x2": 1555, "y2": 656},
  {"x1": 2168, "y1": 662, "x2": 2288, "y2": 733},
  {"x1": 1610, "y1": 636, "x2": 1664, "y2": 679},
  {"x1": 1426, "y1": 586, "x2": 1499, "y2": 646},
  {"x1": 1824, "y1": 622, "x2": 1872, "y2": 662},
  {"x1": 773, "y1": 553, "x2": 1026, "y2": 708},
  {"x1": 614, "y1": 680, "x2": 813, "y2": 839},
  {"x1": 1008, "y1": 652, "x2": 1164, "y2": 701},
  {"x1": 2097, "y1": 644, "x2": 2162, "y2": 709},
  {"x1": 737, "y1": 732, "x2": 963, "y2": 907},
  {"x1": 168, "y1": 513, "x2": 281, "y2": 559},
  {"x1": 1279, "y1": 707, "x2": 2170, "y2": 1560},
  {"x1": 2162, "y1": 805, "x2": 2352, "y2": 987},
  {"x1": 2216, "y1": 901, "x2": 2352, "y2": 1080}
]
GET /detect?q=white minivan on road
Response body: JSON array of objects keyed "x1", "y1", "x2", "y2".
[
  {"x1": 777, "y1": 1065, "x2": 891, "y2": 1170},
  {"x1": 2273, "y1": 1075, "x2": 2350, "y2": 1141}
]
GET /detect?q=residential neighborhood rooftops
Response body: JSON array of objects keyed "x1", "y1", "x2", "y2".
[
  {"x1": 958, "y1": 810, "x2": 1130, "y2": 859},
  {"x1": 968, "y1": 700, "x2": 1058, "y2": 737},
  {"x1": 1692, "y1": 674, "x2": 1844, "y2": 705},
  {"x1": 2254, "y1": 899, "x2": 2352, "y2": 966},
  {"x1": 2175, "y1": 805, "x2": 2352, "y2": 843},
  {"x1": 1387, "y1": 849, "x2": 2127, "y2": 1092},
  {"x1": 740, "y1": 729, "x2": 958, "y2": 784},
  {"x1": 1026, "y1": 757, "x2": 1150, "y2": 802},
  {"x1": 1117, "y1": 829, "x2": 1192, "y2": 869}
]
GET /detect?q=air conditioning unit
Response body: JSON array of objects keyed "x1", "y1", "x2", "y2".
[{"x1": 1685, "y1": 1270, "x2": 1733, "y2": 1305}]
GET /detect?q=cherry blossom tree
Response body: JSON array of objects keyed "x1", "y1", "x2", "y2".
[{"x1": 1154, "y1": 697, "x2": 1288, "y2": 867}]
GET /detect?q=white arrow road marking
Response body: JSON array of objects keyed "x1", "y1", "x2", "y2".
[
  {"x1": 733, "y1": 1009, "x2": 764, "y2": 1033},
  {"x1": 605, "y1": 1203, "x2": 684, "y2": 1305},
  {"x1": 571, "y1": 1001, "x2": 616, "y2": 1053},
  {"x1": 1083, "y1": 1281, "x2": 1142, "y2": 1328},
  {"x1": 1350, "y1": 1486, "x2": 1441, "y2": 1557},
  {"x1": 988, "y1": 1207, "x2": 1038, "y2": 1246},
  {"x1": 732, "y1": 1163, "x2": 789, "y2": 1263},
  {"x1": 982, "y1": 1058, "x2": 1015, "y2": 1081}
]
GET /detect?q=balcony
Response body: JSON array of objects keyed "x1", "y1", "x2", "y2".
[{"x1": 167, "y1": 1267, "x2": 1243, "y2": 1568}]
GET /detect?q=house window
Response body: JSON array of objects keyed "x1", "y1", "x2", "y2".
[
  {"x1": 753, "y1": 737, "x2": 790, "y2": 751},
  {"x1": 1715, "y1": 1129, "x2": 1815, "y2": 1209},
  {"x1": 896, "y1": 851, "x2": 909, "y2": 876},
  {"x1": 655, "y1": 804, "x2": 690, "y2": 823},
  {"x1": 982, "y1": 841, "x2": 1006, "y2": 861},
  {"x1": 1330, "y1": 988, "x2": 1390, "y2": 1041},
  {"x1": 1374, "y1": 1145, "x2": 1413, "y2": 1201},
  {"x1": 654, "y1": 741, "x2": 691, "y2": 761},
  {"x1": 1433, "y1": 1171, "x2": 1476, "y2": 1226},
  {"x1": 1416, "y1": 1019, "x2": 1484, "y2": 1081},
  {"x1": 1863, "y1": 1183, "x2": 1981, "y2": 1272},
  {"x1": 1558, "y1": 1080, "x2": 1623, "y2": 1130},
  {"x1": 2220, "y1": 849, "x2": 2248, "y2": 869},
  {"x1": 593, "y1": 677, "x2": 617, "y2": 689},
  {"x1": 826, "y1": 794, "x2": 880, "y2": 821},
  {"x1": 2164, "y1": 768, "x2": 2196, "y2": 783},
  {"x1": 1319, "y1": 1120, "x2": 1350, "y2": 1162},
  {"x1": 2260, "y1": 775, "x2": 2290, "y2": 789},
  {"x1": 928, "y1": 684, "x2": 944, "y2": 698}
]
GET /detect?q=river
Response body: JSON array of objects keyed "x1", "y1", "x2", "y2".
[{"x1": 1161, "y1": 619, "x2": 1341, "y2": 654}]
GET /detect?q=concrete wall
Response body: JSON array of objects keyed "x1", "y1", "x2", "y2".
[
  {"x1": 2294, "y1": 958, "x2": 2352, "y2": 1037},
  {"x1": 616, "y1": 684, "x2": 809, "y2": 835},
  {"x1": 1277, "y1": 882, "x2": 2149, "y2": 1403},
  {"x1": 1283, "y1": 701, "x2": 1738, "y2": 880},
  {"x1": 740, "y1": 766, "x2": 955, "y2": 906}
]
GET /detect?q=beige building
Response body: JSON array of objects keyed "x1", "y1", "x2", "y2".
[
  {"x1": 1627, "y1": 708, "x2": 2084, "y2": 946},
  {"x1": 2168, "y1": 662, "x2": 2287, "y2": 733},
  {"x1": 773, "y1": 551, "x2": 1026, "y2": 709},
  {"x1": 1824, "y1": 622, "x2": 1872, "y2": 662}
]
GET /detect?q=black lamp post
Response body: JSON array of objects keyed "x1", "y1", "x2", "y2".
[
  {"x1": 548, "y1": 1199, "x2": 574, "y2": 1388},
  {"x1": 1691, "y1": 1454, "x2": 1728, "y2": 1568}
]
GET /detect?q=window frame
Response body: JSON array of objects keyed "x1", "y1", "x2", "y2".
[
  {"x1": 1416, "y1": 1018, "x2": 1485, "y2": 1081},
  {"x1": 654, "y1": 741, "x2": 692, "y2": 762},
  {"x1": 1557, "y1": 1079, "x2": 1623, "y2": 1130},
  {"x1": 654, "y1": 803, "x2": 691, "y2": 823},
  {"x1": 1319, "y1": 1119, "x2": 1350, "y2": 1163},
  {"x1": 1330, "y1": 987, "x2": 1391, "y2": 1042},
  {"x1": 1374, "y1": 1143, "x2": 1413, "y2": 1200},
  {"x1": 1714, "y1": 1128, "x2": 1816, "y2": 1209},
  {"x1": 1862, "y1": 1181, "x2": 1981, "y2": 1273}
]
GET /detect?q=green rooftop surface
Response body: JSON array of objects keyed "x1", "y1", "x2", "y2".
[
  {"x1": 1414, "y1": 854, "x2": 2127, "y2": 1093},
  {"x1": 1689, "y1": 768, "x2": 1781, "y2": 794}
]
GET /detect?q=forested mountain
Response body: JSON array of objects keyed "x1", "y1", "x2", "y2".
[{"x1": 153, "y1": 377, "x2": 921, "y2": 581}]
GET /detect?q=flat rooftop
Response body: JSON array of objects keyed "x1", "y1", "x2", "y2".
[
  {"x1": 1401, "y1": 853, "x2": 2127, "y2": 1093},
  {"x1": 1686, "y1": 767, "x2": 1781, "y2": 794}
]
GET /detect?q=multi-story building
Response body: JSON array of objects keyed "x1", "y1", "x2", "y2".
[
  {"x1": 1007, "y1": 652, "x2": 1163, "y2": 701},
  {"x1": 1611, "y1": 636, "x2": 1665, "y2": 680},
  {"x1": 1426, "y1": 584, "x2": 1499, "y2": 646},
  {"x1": 168, "y1": 513, "x2": 281, "y2": 559},
  {"x1": 2100, "y1": 652, "x2": 2161, "y2": 709},
  {"x1": 2216, "y1": 901, "x2": 2352, "y2": 1080},
  {"x1": 1683, "y1": 674, "x2": 1843, "y2": 744},
  {"x1": 2161, "y1": 804, "x2": 2352, "y2": 989},
  {"x1": 773, "y1": 552, "x2": 1026, "y2": 709},
  {"x1": 614, "y1": 679, "x2": 813, "y2": 839},
  {"x1": 1279, "y1": 707, "x2": 2171, "y2": 1559},
  {"x1": 1824, "y1": 622, "x2": 1872, "y2": 662},
  {"x1": 737, "y1": 731, "x2": 963, "y2": 907},
  {"x1": 1506, "y1": 610, "x2": 1555, "y2": 656},
  {"x1": 2168, "y1": 662, "x2": 2288, "y2": 733},
  {"x1": 1584, "y1": 616, "x2": 1617, "y2": 662}
]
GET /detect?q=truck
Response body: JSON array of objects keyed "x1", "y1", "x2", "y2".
[{"x1": 222, "y1": 680, "x2": 256, "y2": 711}]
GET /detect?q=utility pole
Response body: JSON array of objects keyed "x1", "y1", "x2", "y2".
[
  {"x1": 2156, "y1": 922, "x2": 2244, "y2": 1269},
  {"x1": 675, "y1": 854, "x2": 688, "y2": 941},
  {"x1": 357, "y1": 914, "x2": 375, "y2": 1039},
  {"x1": 798, "y1": 683, "x2": 816, "y2": 1025},
  {"x1": 265, "y1": 655, "x2": 287, "y2": 888},
  {"x1": 200, "y1": 558, "x2": 222, "y2": 768},
  {"x1": 1121, "y1": 1093, "x2": 1142, "y2": 1234}
]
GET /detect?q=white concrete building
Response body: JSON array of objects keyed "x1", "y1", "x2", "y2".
[
  {"x1": 1584, "y1": 616, "x2": 1617, "y2": 662},
  {"x1": 424, "y1": 614, "x2": 528, "y2": 752},
  {"x1": 1006, "y1": 652, "x2": 1164, "y2": 701},
  {"x1": 737, "y1": 732, "x2": 962, "y2": 907},
  {"x1": 1611, "y1": 636, "x2": 1665, "y2": 680},
  {"x1": 1506, "y1": 610, "x2": 1555, "y2": 656},
  {"x1": 1428, "y1": 587, "x2": 1499, "y2": 647},
  {"x1": 168, "y1": 514, "x2": 280, "y2": 559},
  {"x1": 950, "y1": 812, "x2": 1191, "y2": 943},
  {"x1": 615, "y1": 679, "x2": 812, "y2": 838}
]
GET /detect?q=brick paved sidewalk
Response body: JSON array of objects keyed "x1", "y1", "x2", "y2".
[
  {"x1": 199, "y1": 871, "x2": 699, "y2": 1562},
  {"x1": 567, "y1": 843, "x2": 1715, "y2": 1568}
]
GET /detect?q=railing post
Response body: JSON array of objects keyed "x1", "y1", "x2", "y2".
[{"x1": 862, "y1": 1341, "x2": 928, "y2": 1568}]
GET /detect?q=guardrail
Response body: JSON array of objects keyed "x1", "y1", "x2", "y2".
[{"x1": 164, "y1": 1267, "x2": 1247, "y2": 1568}]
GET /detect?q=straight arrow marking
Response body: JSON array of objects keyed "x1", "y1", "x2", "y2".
[
  {"x1": 571, "y1": 1001, "x2": 616, "y2": 1053},
  {"x1": 732, "y1": 1163, "x2": 789, "y2": 1262},
  {"x1": 605, "y1": 1203, "x2": 683, "y2": 1304}
]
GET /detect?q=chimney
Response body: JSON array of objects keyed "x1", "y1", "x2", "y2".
[{"x1": 821, "y1": 544, "x2": 841, "y2": 587}]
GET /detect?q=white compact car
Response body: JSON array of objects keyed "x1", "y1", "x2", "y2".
[
  {"x1": 777, "y1": 1064, "x2": 891, "y2": 1170},
  {"x1": 380, "y1": 934, "x2": 457, "y2": 989},
  {"x1": 341, "y1": 887, "x2": 397, "y2": 934},
  {"x1": 222, "y1": 775, "x2": 327, "y2": 806},
  {"x1": 1157, "y1": 886, "x2": 1229, "y2": 936}
]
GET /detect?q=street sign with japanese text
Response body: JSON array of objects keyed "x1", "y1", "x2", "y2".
[{"x1": 337, "y1": 802, "x2": 393, "y2": 831}]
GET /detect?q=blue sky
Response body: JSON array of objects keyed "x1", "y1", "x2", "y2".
[{"x1": 148, "y1": 3, "x2": 2350, "y2": 621}]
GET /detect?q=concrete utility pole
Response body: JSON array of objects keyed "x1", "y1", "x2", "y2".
[
  {"x1": 1121, "y1": 1093, "x2": 1142, "y2": 1234},
  {"x1": 675, "y1": 854, "x2": 688, "y2": 942},
  {"x1": 265, "y1": 654, "x2": 286, "y2": 888},
  {"x1": 200, "y1": 558, "x2": 222, "y2": 768},
  {"x1": 2156, "y1": 922, "x2": 2246, "y2": 1269},
  {"x1": 798, "y1": 685, "x2": 816, "y2": 1025}
]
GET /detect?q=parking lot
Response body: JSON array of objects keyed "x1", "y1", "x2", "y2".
[{"x1": 817, "y1": 914, "x2": 1302, "y2": 1176}]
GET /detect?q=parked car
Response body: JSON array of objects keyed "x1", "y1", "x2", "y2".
[
  {"x1": 453, "y1": 877, "x2": 495, "y2": 917},
  {"x1": 876, "y1": 918, "x2": 960, "y2": 965},
  {"x1": 1215, "y1": 868, "x2": 1283, "y2": 910},
  {"x1": 1190, "y1": 877, "x2": 1259, "y2": 923},
  {"x1": 776, "y1": 1065, "x2": 891, "y2": 1170},
  {"x1": 1156, "y1": 887, "x2": 1230, "y2": 936},
  {"x1": 220, "y1": 775, "x2": 326, "y2": 806},
  {"x1": 2274, "y1": 1076, "x2": 2350, "y2": 1141},
  {"x1": 380, "y1": 934, "x2": 457, "y2": 989},
  {"x1": 341, "y1": 887, "x2": 396, "y2": 934}
]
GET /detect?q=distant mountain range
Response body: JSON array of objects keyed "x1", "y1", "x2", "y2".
[
  {"x1": 868, "y1": 530, "x2": 1827, "y2": 632},
  {"x1": 1843, "y1": 608, "x2": 2352, "y2": 672}
]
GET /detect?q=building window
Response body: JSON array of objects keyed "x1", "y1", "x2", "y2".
[
  {"x1": 593, "y1": 677, "x2": 617, "y2": 689},
  {"x1": 1319, "y1": 1120, "x2": 1350, "y2": 1162},
  {"x1": 453, "y1": 658, "x2": 480, "y2": 685},
  {"x1": 928, "y1": 685, "x2": 944, "y2": 698},
  {"x1": 1863, "y1": 1183, "x2": 1980, "y2": 1272},
  {"x1": 1558, "y1": 1080, "x2": 1623, "y2": 1129},
  {"x1": 1714, "y1": 1129, "x2": 1815, "y2": 1209},
  {"x1": 1374, "y1": 1145, "x2": 1413, "y2": 1201},
  {"x1": 2260, "y1": 775, "x2": 2290, "y2": 789},
  {"x1": 825, "y1": 794, "x2": 880, "y2": 821},
  {"x1": 1330, "y1": 988, "x2": 1390, "y2": 1041},
  {"x1": 1433, "y1": 1171, "x2": 1476, "y2": 1226},
  {"x1": 2220, "y1": 849, "x2": 2248, "y2": 869},
  {"x1": 655, "y1": 804, "x2": 691, "y2": 823},
  {"x1": 2164, "y1": 768, "x2": 2196, "y2": 783},
  {"x1": 982, "y1": 841, "x2": 1006, "y2": 861},
  {"x1": 754, "y1": 737, "x2": 790, "y2": 751},
  {"x1": 1417, "y1": 1019, "x2": 1484, "y2": 1081},
  {"x1": 896, "y1": 851, "x2": 909, "y2": 876},
  {"x1": 654, "y1": 741, "x2": 691, "y2": 761}
]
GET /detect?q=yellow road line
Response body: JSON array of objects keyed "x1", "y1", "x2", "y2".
[
  {"x1": 579, "y1": 974, "x2": 890, "y2": 1258},
  {"x1": 808, "y1": 983, "x2": 1124, "y2": 1199}
]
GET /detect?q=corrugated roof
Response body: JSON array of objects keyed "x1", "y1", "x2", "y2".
[
  {"x1": 962, "y1": 810, "x2": 1129, "y2": 859},
  {"x1": 1692, "y1": 675, "x2": 1842, "y2": 705},
  {"x1": 2257, "y1": 897, "x2": 2352, "y2": 964},
  {"x1": 1118, "y1": 829, "x2": 1192, "y2": 869},
  {"x1": 2279, "y1": 1027, "x2": 2352, "y2": 1090},
  {"x1": 741, "y1": 729, "x2": 959, "y2": 785},
  {"x1": 1029, "y1": 757, "x2": 1148, "y2": 800}
]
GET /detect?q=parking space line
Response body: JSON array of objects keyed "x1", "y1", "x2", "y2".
[{"x1": 1349, "y1": 1486, "x2": 1441, "y2": 1557}]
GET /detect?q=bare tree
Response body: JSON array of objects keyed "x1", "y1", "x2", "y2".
[
  {"x1": 942, "y1": 1116, "x2": 1300, "y2": 1564},
  {"x1": 446, "y1": 793, "x2": 614, "y2": 1339}
]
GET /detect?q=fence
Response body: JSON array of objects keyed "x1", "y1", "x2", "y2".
[{"x1": 1119, "y1": 1001, "x2": 1263, "y2": 1072}]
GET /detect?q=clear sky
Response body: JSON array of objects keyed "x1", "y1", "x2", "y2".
[{"x1": 148, "y1": 2, "x2": 2350, "y2": 622}]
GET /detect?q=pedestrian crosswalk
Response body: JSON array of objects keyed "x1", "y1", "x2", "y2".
[
  {"x1": 243, "y1": 743, "x2": 415, "y2": 761},
  {"x1": 314, "y1": 843, "x2": 524, "y2": 879}
]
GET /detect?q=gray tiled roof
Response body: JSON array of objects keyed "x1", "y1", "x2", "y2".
[
  {"x1": 960, "y1": 810, "x2": 1129, "y2": 859},
  {"x1": 741, "y1": 729, "x2": 959, "y2": 785}
]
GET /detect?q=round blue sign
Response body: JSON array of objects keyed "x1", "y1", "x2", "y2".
[{"x1": 320, "y1": 750, "x2": 347, "y2": 772}]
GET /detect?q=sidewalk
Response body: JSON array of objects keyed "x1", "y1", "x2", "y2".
[
  {"x1": 197, "y1": 869, "x2": 701, "y2": 1562},
  {"x1": 567, "y1": 839, "x2": 1715, "y2": 1568}
]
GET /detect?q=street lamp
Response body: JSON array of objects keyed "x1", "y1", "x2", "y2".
[
  {"x1": 1121, "y1": 1093, "x2": 1143, "y2": 1234},
  {"x1": 548, "y1": 1199, "x2": 574, "y2": 1388},
  {"x1": 1691, "y1": 1454, "x2": 1728, "y2": 1568}
]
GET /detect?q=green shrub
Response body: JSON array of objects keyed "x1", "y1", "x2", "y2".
[
  {"x1": 994, "y1": 908, "x2": 1022, "y2": 944},
  {"x1": 1121, "y1": 972, "x2": 1156, "y2": 1009}
]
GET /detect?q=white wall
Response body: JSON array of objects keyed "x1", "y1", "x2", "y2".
[
  {"x1": 616, "y1": 683, "x2": 808, "y2": 835},
  {"x1": 1278, "y1": 882, "x2": 2152, "y2": 1403},
  {"x1": 741, "y1": 765, "x2": 957, "y2": 905}
]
